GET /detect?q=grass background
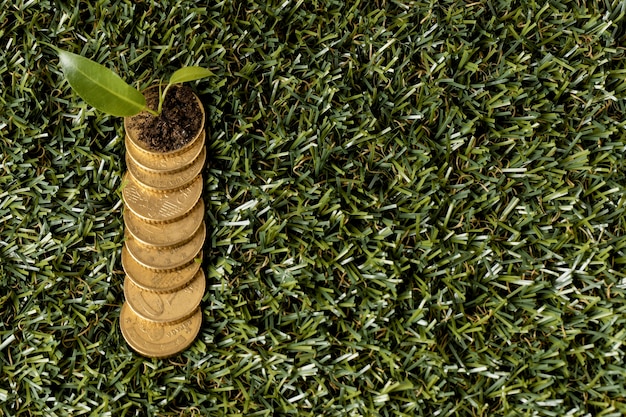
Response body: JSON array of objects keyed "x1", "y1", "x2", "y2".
[{"x1": 2, "y1": 0, "x2": 626, "y2": 415}]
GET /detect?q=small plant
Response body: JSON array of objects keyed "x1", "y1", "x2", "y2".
[{"x1": 56, "y1": 49, "x2": 213, "y2": 117}]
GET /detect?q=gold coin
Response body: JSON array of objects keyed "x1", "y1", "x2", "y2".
[
  {"x1": 125, "y1": 268, "x2": 205, "y2": 323},
  {"x1": 125, "y1": 223, "x2": 206, "y2": 271},
  {"x1": 123, "y1": 87, "x2": 205, "y2": 158},
  {"x1": 122, "y1": 173, "x2": 203, "y2": 223},
  {"x1": 125, "y1": 129, "x2": 206, "y2": 174},
  {"x1": 124, "y1": 199, "x2": 204, "y2": 248},
  {"x1": 126, "y1": 146, "x2": 206, "y2": 192},
  {"x1": 122, "y1": 245, "x2": 202, "y2": 293},
  {"x1": 120, "y1": 302, "x2": 202, "y2": 359}
]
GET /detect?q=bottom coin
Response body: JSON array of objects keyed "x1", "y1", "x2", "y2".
[
  {"x1": 120, "y1": 303, "x2": 202, "y2": 359},
  {"x1": 124, "y1": 269, "x2": 205, "y2": 323}
]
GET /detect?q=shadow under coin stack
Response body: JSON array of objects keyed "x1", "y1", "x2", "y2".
[{"x1": 120, "y1": 114, "x2": 206, "y2": 359}]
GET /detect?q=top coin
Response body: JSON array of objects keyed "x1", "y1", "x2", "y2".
[
  {"x1": 125, "y1": 129, "x2": 205, "y2": 174},
  {"x1": 123, "y1": 86, "x2": 205, "y2": 157}
]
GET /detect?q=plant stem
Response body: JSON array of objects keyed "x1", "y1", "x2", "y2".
[{"x1": 157, "y1": 83, "x2": 173, "y2": 115}]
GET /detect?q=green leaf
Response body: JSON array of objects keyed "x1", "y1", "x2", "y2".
[
  {"x1": 168, "y1": 66, "x2": 214, "y2": 85},
  {"x1": 57, "y1": 49, "x2": 146, "y2": 117}
]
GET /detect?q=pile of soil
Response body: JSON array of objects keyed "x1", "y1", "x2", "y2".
[{"x1": 128, "y1": 85, "x2": 203, "y2": 152}]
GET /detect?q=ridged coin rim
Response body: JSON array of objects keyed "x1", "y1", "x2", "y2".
[
  {"x1": 125, "y1": 129, "x2": 205, "y2": 174},
  {"x1": 122, "y1": 245, "x2": 203, "y2": 293},
  {"x1": 122, "y1": 173, "x2": 203, "y2": 224},
  {"x1": 124, "y1": 199, "x2": 205, "y2": 248},
  {"x1": 126, "y1": 146, "x2": 206, "y2": 193},
  {"x1": 124, "y1": 223, "x2": 206, "y2": 271}
]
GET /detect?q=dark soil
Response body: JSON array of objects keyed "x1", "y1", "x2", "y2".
[{"x1": 128, "y1": 85, "x2": 203, "y2": 152}]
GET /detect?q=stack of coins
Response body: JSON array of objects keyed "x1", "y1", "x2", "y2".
[{"x1": 119, "y1": 100, "x2": 206, "y2": 359}]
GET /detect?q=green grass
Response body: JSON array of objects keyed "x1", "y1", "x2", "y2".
[{"x1": 2, "y1": 0, "x2": 626, "y2": 415}]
